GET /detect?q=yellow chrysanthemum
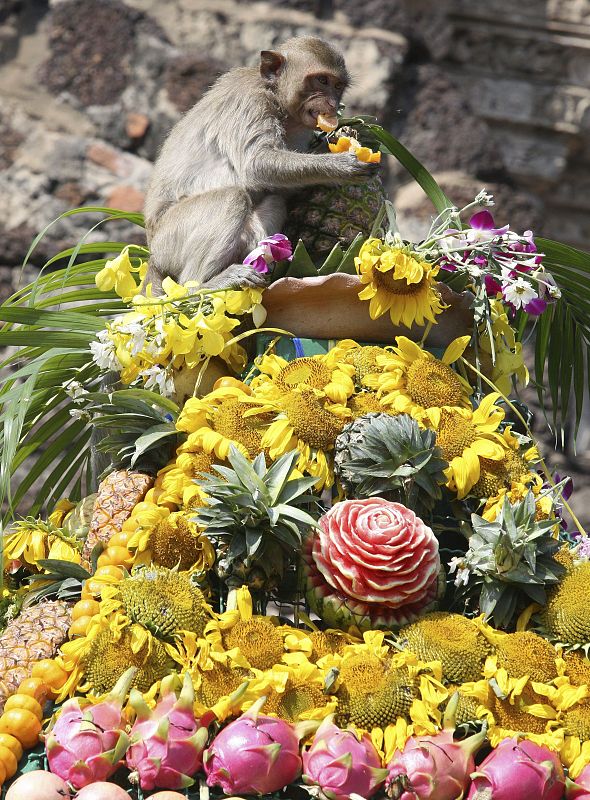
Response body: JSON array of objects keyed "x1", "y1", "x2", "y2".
[
  {"x1": 177, "y1": 387, "x2": 271, "y2": 460},
  {"x1": 426, "y1": 393, "x2": 508, "y2": 499},
  {"x1": 377, "y1": 336, "x2": 473, "y2": 420},
  {"x1": 355, "y1": 238, "x2": 446, "y2": 328},
  {"x1": 249, "y1": 352, "x2": 355, "y2": 405}
]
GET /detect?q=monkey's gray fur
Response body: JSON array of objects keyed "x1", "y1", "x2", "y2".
[{"x1": 144, "y1": 36, "x2": 378, "y2": 293}]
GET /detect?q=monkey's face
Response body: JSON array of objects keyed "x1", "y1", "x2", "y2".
[{"x1": 297, "y1": 72, "x2": 346, "y2": 129}]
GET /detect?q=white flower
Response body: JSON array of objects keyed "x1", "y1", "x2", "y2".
[
  {"x1": 448, "y1": 556, "x2": 470, "y2": 587},
  {"x1": 69, "y1": 408, "x2": 90, "y2": 421},
  {"x1": 501, "y1": 276, "x2": 538, "y2": 309},
  {"x1": 141, "y1": 365, "x2": 175, "y2": 397},
  {"x1": 117, "y1": 320, "x2": 147, "y2": 356},
  {"x1": 62, "y1": 380, "x2": 88, "y2": 401},
  {"x1": 89, "y1": 334, "x2": 120, "y2": 371},
  {"x1": 475, "y1": 189, "x2": 495, "y2": 207}
]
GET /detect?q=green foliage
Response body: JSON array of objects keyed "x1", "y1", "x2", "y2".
[
  {"x1": 335, "y1": 413, "x2": 448, "y2": 516},
  {"x1": 194, "y1": 447, "x2": 318, "y2": 590},
  {"x1": 0, "y1": 207, "x2": 146, "y2": 523},
  {"x1": 84, "y1": 388, "x2": 180, "y2": 476},
  {"x1": 456, "y1": 492, "x2": 565, "y2": 628}
]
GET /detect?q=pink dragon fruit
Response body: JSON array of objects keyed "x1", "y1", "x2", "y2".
[
  {"x1": 566, "y1": 765, "x2": 590, "y2": 799},
  {"x1": 126, "y1": 671, "x2": 208, "y2": 791},
  {"x1": 302, "y1": 714, "x2": 388, "y2": 800},
  {"x1": 386, "y1": 693, "x2": 487, "y2": 800},
  {"x1": 203, "y1": 696, "x2": 310, "y2": 795},
  {"x1": 466, "y1": 737, "x2": 565, "y2": 800},
  {"x1": 46, "y1": 666, "x2": 136, "y2": 789}
]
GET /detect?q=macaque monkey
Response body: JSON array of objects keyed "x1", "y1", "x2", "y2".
[{"x1": 144, "y1": 36, "x2": 378, "y2": 293}]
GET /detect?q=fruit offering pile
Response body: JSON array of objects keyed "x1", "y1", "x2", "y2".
[{"x1": 2, "y1": 120, "x2": 590, "y2": 800}]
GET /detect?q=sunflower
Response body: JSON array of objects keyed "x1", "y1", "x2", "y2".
[
  {"x1": 4, "y1": 517, "x2": 80, "y2": 568},
  {"x1": 376, "y1": 336, "x2": 473, "y2": 420},
  {"x1": 354, "y1": 238, "x2": 445, "y2": 328},
  {"x1": 127, "y1": 511, "x2": 215, "y2": 572},
  {"x1": 329, "y1": 339, "x2": 387, "y2": 388},
  {"x1": 398, "y1": 612, "x2": 491, "y2": 684},
  {"x1": 262, "y1": 655, "x2": 337, "y2": 722},
  {"x1": 471, "y1": 445, "x2": 538, "y2": 500},
  {"x1": 562, "y1": 651, "x2": 590, "y2": 686},
  {"x1": 483, "y1": 684, "x2": 563, "y2": 750},
  {"x1": 252, "y1": 389, "x2": 350, "y2": 489},
  {"x1": 489, "y1": 631, "x2": 559, "y2": 685},
  {"x1": 249, "y1": 351, "x2": 355, "y2": 405},
  {"x1": 176, "y1": 386, "x2": 271, "y2": 460},
  {"x1": 538, "y1": 562, "x2": 590, "y2": 653},
  {"x1": 426, "y1": 393, "x2": 508, "y2": 499}
]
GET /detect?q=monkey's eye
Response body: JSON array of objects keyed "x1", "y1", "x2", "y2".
[{"x1": 316, "y1": 75, "x2": 328, "y2": 86}]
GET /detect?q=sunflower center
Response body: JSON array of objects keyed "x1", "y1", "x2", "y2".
[
  {"x1": 184, "y1": 451, "x2": 215, "y2": 477},
  {"x1": 405, "y1": 359, "x2": 464, "y2": 409},
  {"x1": 213, "y1": 399, "x2": 263, "y2": 459},
  {"x1": 197, "y1": 664, "x2": 251, "y2": 708},
  {"x1": 345, "y1": 347, "x2": 384, "y2": 382},
  {"x1": 336, "y1": 657, "x2": 417, "y2": 728},
  {"x1": 473, "y1": 452, "x2": 532, "y2": 499},
  {"x1": 282, "y1": 391, "x2": 345, "y2": 449},
  {"x1": 374, "y1": 269, "x2": 426, "y2": 296},
  {"x1": 399, "y1": 613, "x2": 490, "y2": 684},
  {"x1": 349, "y1": 391, "x2": 387, "y2": 418},
  {"x1": 267, "y1": 681, "x2": 328, "y2": 723},
  {"x1": 436, "y1": 411, "x2": 477, "y2": 460},
  {"x1": 565, "y1": 703, "x2": 590, "y2": 741},
  {"x1": 491, "y1": 692, "x2": 549, "y2": 735},
  {"x1": 309, "y1": 630, "x2": 349, "y2": 662},
  {"x1": 85, "y1": 628, "x2": 174, "y2": 694},
  {"x1": 222, "y1": 618, "x2": 285, "y2": 671},
  {"x1": 148, "y1": 517, "x2": 213, "y2": 572},
  {"x1": 540, "y1": 563, "x2": 590, "y2": 646},
  {"x1": 495, "y1": 632, "x2": 558, "y2": 683},
  {"x1": 275, "y1": 358, "x2": 332, "y2": 393}
]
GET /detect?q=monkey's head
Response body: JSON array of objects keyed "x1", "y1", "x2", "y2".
[{"x1": 260, "y1": 37, "x2": 350, "y2": 130}]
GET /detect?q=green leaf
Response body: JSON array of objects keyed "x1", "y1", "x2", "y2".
[
  {"x1": 130, "y1": 424, "x2": 178, "y2": 467},
  {"x1": 317, "y1": 244, "x2": 345, "y2": 276},
  {"x1": 336, "y1": 233, "x2": 364, "y2": 275},
  {"x1": 284, "y1": 240, "x2": 318, "y2": 278}
]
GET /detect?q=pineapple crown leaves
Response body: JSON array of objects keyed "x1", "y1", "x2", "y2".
[
  {"x1": 193, "y1": 447, "x2": 319, "y2": 565},
  {"x1": 25, "y1": 558, "x2": 91, "y2": 605},
  {"x1": 83, "y1": 388, "x2": 181, "y2": 474},
  {"x1": 457, "y1": 491, "x2": 565, "y2": 628},
  {"x1": 336, "y1": 413, "x2": 448, "y2": 512}
]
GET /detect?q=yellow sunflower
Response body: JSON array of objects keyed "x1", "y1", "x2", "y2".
[
  {"x1": 4, "y1": 517, "x2": 80, "y2": 568},
  {"x1": 425, "y1": 393, "x2": 508, "y2": 499},
  {"x1": 479, "y1": 683, "x2": 564, "y2": 751},
  {"x1": 249, "y1": 351, "x2": 355, "y2": 405},
  {"x1": 249, "y1": 389, "x2": 351, "y2": 488},
  {"x1": 377, "y1": 336, "x2": 473, "y2": 420},
  {"x1": 127, "y1": 511, "x2": 215, "y2": 572},
  {"x1": 261, "y1": 652, "x2": 338, "y2": 722},
  {"x1": 471, "y1": 435, "x2": 539, "y2": 500},
  {"x1": 354, "y1": 238, "x2": 445, "y2": 328},
  {"x1": 176, "y1": 386, "x2": 271, "y2": 460}
]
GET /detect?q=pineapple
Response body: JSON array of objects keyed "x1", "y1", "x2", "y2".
[
  {"x1": 334, "y1": 413, "x2": 448, "y2": 516},
  {"x1": 0, "y1": 599, "x2": 71, "y2": 711},
  {"x1": 194, "y1": 447, "x2": 318, "y2": 593},
  {"x1": 284, "y1": 125, "x2": 385, "y2": 263},
  {"x1": 82, "y1": 469, "x2": 153, "y2": 563},
  {"x1": 453, "y1": 492, "x2": 565, "y2": 628}
]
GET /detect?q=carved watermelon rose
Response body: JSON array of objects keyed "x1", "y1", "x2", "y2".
[{"x1": 305, "y1": 498, "x2": 442, "y2": 631}]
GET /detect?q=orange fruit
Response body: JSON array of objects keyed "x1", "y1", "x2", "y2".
[
  {"x1": 0, "y1": 709, "x2": 42, "y2": 748},
  {"x1": 108, "y1": 531, "x2": 131, "y2": 548},
  {"x1": 4, "y1": 694, "x2": 43, "y2": 720},
  {"x1": 69, "y1": 616, "x2": 92, "y2": 637},
  {"x1": 369, "y1": 150, "x2": 382, "y2": 164},
  {"x1": 17, "y1": 677, "x2": 50, "y2": 705},
  {"x1": 0, "y1": 744, "x2": 18, "y2": 778},
  {"x1": 355, "y1": 147, "x2": 371, "y2": 163},
  {"x1": 0, "y1": 760, "x2": 7, "y2": 786},
  {"x1": 101, "y1": 547, "x2": 133, "y2": 568},
  {"x1": 213, "y1": 376, "x2": 252, "y2": 394},
  {"x1": 72, "y1": 598, "x2": 100, "y2": 620},
  {"x1": 92, "y1": 560, "x2": 126, "y2": 583},
  {"x1": 0, "y1": 733, "x2": 23, "y2": 761},
  {"x1": 31, "y1": 659, "x2": 68, "y2": 691}
]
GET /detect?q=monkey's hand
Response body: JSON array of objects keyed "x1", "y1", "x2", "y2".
[
  {"x1": 333, "y1": 152, "x2": 380, "y2": 184},
  {"x1": 202, "y1": 263, "x2": 272, "y2": 291}
]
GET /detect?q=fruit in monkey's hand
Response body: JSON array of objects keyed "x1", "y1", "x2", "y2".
[{"x1": 328, "y1": 134, "x2": 381, "y2": 163}]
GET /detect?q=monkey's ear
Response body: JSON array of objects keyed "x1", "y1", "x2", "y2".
[{"x1": 260, "y1": 50, "x2": 285, "y2": 79}]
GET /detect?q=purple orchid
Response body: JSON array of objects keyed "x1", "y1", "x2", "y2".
[
  {"x1": 243, "y1": 233, "x2": 293, "y2": 274},
  {"x1": 466, "y1": 210, "x2": 510, "y2": 241}
]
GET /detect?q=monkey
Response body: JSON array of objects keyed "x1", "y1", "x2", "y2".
[{"x1": 143, "y1": 36, "x2": 379, "y2": 294}]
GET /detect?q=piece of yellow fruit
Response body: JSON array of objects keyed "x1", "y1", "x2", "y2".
[
  {"x1": 368, "y1": 150, "x2": 382, "y2": 164},
  {"x1": 317, "y1": 113, "x2": 338, "y2": 132},
  {"x1": 355, "y1": 147, "x2": 372, "y2": 162}
]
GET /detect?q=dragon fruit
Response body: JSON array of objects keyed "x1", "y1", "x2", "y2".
[
  {"x1": 126, "y1": 671, "x2": 208, "y2": 791},
  {"x1": 302, "y1": 714, "x2": 388, "y2": 800},
  {"x1": 386, "y1": 693, "x2": 487, "y2": 799},
  {"x1": 203, "y1": 696, "x2": 310, "y2": 795},
  {"x1": 46, "y1": 666, "x2": 136, "y2": 789},
  {"x1": 567, "y1": 765, "x2": 590, "y2": 799},
  {"x1": 466, "y1": 737, "x2": 565, "y2": 800}
]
